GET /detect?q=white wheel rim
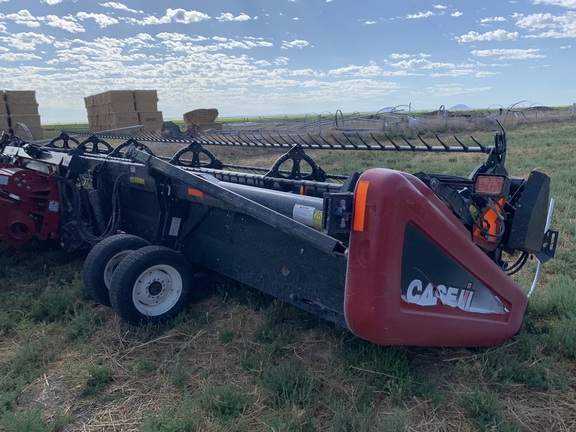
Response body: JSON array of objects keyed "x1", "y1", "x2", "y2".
[
  {"x1": 104, "y1": 251, "x2": 133, "y2": 289},
  {"x1": 132, "y1": 264, "x2": 183, "y2": 316}
]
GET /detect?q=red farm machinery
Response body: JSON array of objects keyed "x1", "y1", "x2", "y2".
[{"x1": 0, "y1": 123, "x2": 557, "y2": 346}]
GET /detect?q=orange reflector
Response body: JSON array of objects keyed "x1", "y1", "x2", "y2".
[
  {"x1": 187, "y1": 188, "x2": 205, "y2": 198},
  {"x1": 353, "y1": 180, "x2": 369, "y2": 231},
  {"x1": 475, "y1": 175, "x2": 508, "y2": 196}
]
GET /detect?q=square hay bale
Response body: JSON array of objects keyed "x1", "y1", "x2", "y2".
[
  {"x1": 198, "y1": 122, "x2": 223, "y2": 132},
  {"x1": 102, "y1": 100, "x2": 136, "y2": 114},
  {"x1": 133, "y1": 90, "x2": 158, "y2": 102},
  {"x1": 7, "y1": 102, "x2": 39, "y2": 116},
  {"x1": 10, "y1": 114, "x2": 42, "y2": 129},
  {"x1": 25, "y1": 126, "x2": 45, "y2": 140},
  {"x1": 107, "y1": 112, "x2": 140, "y2": 129},
  {"x1": 101, "y1": 90, "x2": 134, "y2": 104},
  {"x1": 133, "y1": 90, "x2": 159, "y2": 112},
  {"x1": 135, "y1": 100, "x2": 159, "y2": 112},
  {"x1": 85, "y1": 106, "x2": 99, "y2": 117},
  {"x1": 4, "y1": 90, "x2": 37, "y2": 105},
  {"x1": 0, "y1": 114, "x2": 9, "y2": 131},
  {"x1": 138, "y1": 111, "x2": 164, "y2": 132},
  {"x1": 183, "y1": 108, "x2": 219, "y2": 125},
  {"x1": 11, "y1": 124, "x2": 44, "y2": 140},
  {"x1": 88, "y1": 119, "x2": 105, "y2": 132},
  {"x1": 84, "y1": 95, "x2": 96, "y2": 108},
  {"x1": 87, "y1": 114, "x2": 100, "y2": 126}
]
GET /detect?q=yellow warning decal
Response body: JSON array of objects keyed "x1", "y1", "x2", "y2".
[
  {"x1": 313, "y1": 210, "x2": 323, "y2": 231},
  {"x1": 129, "y1": 176, "x2": 145, "y2": 185}
]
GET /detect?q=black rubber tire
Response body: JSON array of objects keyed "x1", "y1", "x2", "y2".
[
  {"x1": 83, "y1": 234, "x2": 150, "y2": 306},
  {"x1": 109, "y1": 246, "x2": 193, "y2": 325}
]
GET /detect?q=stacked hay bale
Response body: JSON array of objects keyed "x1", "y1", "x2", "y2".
[
  {"x1": 183, "y1": 108, "x2": 222, "y2": 131},
  {"x1": 0, "y1": 92, "x2": 8, "y2": 132},
  {"x1": 85, "y1": 90, "x2": 138, "y2": 132},
  {"x1": 84, "y1": 90, "x2": 163, "y2": 132},
  {"x1": 133, "y1": 90, "x2": 163, "y2": 132},
  {"x1": 1, "y1": 90, "x2": 44, "y2": 140}
]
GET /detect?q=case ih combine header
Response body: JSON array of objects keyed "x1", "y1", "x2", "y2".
[{"x1": 0, "y1": 123, "x2": 557, "y2": 346}]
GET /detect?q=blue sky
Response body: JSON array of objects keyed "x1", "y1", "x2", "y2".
[{"x1": 0, "y1": 0, "x2": 574, "y2": 123}]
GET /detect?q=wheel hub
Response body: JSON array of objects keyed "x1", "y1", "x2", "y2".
[
  {"x1": 132, "y1": 264, "x2": 183, "y2": 316},
  {"x1": 148, "y1": 280, "x2": 164, "y2": 297}
]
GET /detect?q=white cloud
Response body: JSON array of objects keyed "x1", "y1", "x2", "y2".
[
  {"x1": 532, "y1": 0, "x2": 576, "y2": 8},
  {"x1": 476, "y1": 71, "x2": 500, "y2": 77},
  {"x1": 424, "y1": 84, "x2": 491, "y2": 97},
  {"x1": 99, "y1": 2, "x2": 142, "y2": 14},
  {"x1": 281, "y1": 39, "x2": 309, "y2": 49},
  {"x1": 481, "y1": 16, "x2": 507, "y2": 23},
  {"x1": 457, "y1": 29, "x2": 519, "y2": 43},
  {"x1": 430, "y1": 69, "x2": 474, "y2": 77},
  {"x1": 166, "y1": 8, "x2": 210, "y2": 24},
  {"x1": 0, "y1": 23, "x2": 6, "y2": 32},
  {"x1": 451, "y1": 11, "x2": 463, "y2": 17},
  {"x1": 0, "y1": 52, "x2": 42, "y2": 61},
  {"x1": 387, "y1": 57, "x2": 457, "y2": 69},
  {"x1": 216, "y1": 12, "x2": 251, "y2": 22},
  {"x1": 289, "y1": 69, "x2": 319, "y2": 77},
  {"x1": 274, "y1": 56, "x2": 289, "y2": 66},
  {"x1": 406, "y1": 11, "x2": 435, "y2": 19},
  {"x1": 253, "y1": 59, "x2": 271, "y2": 67},
  {"x1": 329, "y1": 63, "x2": 383, "y2": 76},
  {"x1": 140, "y1": 9, "x2": 210, "y2": 25},
  {"x1": 42, "y1": 15, "x2": 85, "y2": 33},
  {"x1": 77, "y1": 12, "x2": 119, "y2": 28},
  {"x1": 156, "y1": 32, "x2": 204, "y2": 42},
  {"x1": 364, "y1": 20, "x2": 377, "y2": 25},
  {"x1": 389, "y1": 53, "x2": 411, "y2": 59},
  {"x1": 471, "y1": 48, "x2": 545, "y2": 59},
  {"x1": 515, "y1": 12, "x2": 560, "y2": 29},
  {"x1": 3, "y1": 32, "x2": 55, "y2": 50},
  {"x1": 0, "y1": 10, "x2": 41, "y2": 28},
  {"x1": 40, "y1": 0, "x2": 65, "y2": 4},
  {"x1": 514, "y1": 11, "x2": 576, "y2": 37},
  {"x1": 434, "y1": 5, "x2": 447, "y2": 9}
]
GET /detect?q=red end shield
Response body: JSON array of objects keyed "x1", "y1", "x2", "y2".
[{"x1": 345, "y1": 169, "x2": 528, "y2": 347}]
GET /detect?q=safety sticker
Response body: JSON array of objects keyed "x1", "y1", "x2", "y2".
[
  {"x1": 129, "y1": 176, "x2": 145, "y2": 185},
  {"x1": 168, "y1": 217, "x2": 181, "y2": 236},
  {"x1": 48, "y1": 200, "x2": 60, "y2": 212},
  {"x1": 293, "y1": 204, "x2": 322, "y2": 230}
]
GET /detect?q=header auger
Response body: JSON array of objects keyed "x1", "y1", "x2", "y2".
[{"x1": 0, "y1": 123, "x2": 558, "y2": 346}]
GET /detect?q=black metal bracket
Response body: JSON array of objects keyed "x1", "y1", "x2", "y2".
[
  {"x1": 47, "y1": 132, "x2": 80, "y2": 150},
  {"x1": 75, "y1": 136, "x2": 114, "y2": 155},
  {"x1": 536, "y1": 229, "x2": 559, "y2": 264},
  {"x1": 109, "y1": 138, "x2": 156, "y2": 158},
  {"x1": 266, "y1": 145, "x2": 326, "y2": 181},
  {"x1": 169, "y1": 141, "x2": 223, "y2": 169}
]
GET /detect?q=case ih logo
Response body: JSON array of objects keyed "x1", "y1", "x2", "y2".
[{"x1": 405, "y1": 279, "x2": 475, "y2": 311}]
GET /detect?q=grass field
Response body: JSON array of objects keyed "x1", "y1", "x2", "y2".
[{"x1": 0, "y1": 120, "x2": 575, "y2": 431}]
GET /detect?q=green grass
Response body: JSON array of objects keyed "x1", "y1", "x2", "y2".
[{"x1": 1, "y1": 120, "x2": 576, "y2": 430}]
